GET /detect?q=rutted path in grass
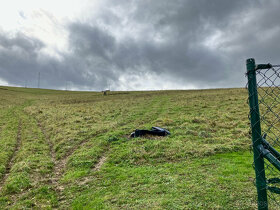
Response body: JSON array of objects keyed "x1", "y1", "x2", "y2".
[
  {"x1": 39, "y1": 96, "x2": 169, "y2": 207},
  {"x1": 37, "y1": 120, "x2": 56, "y2": 169},
  {"x1": 0, "y1": 120, "x2": 22, "y2": 193},
  {"x1": 74, "y1": 148, "x2": 110, "y2": 188},
  {"x1": 36, "y1": 118, "x2": 65, "y2": 202},
  {"x1": 0, "y1": 109, "x2": 59, "y2": 209}
]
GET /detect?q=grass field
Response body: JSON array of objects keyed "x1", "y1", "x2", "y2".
[{"x1": 0, "y1": 86, "x2": 257, "y2": 209}]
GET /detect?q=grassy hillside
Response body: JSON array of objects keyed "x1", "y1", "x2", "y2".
[{"x1": 0, "y1": 86, "x2": 257, "y2": 209}]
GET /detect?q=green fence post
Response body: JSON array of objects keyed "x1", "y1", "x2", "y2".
[{"x1": 247, "y1": 58, "x2": 268, "y2": 210}]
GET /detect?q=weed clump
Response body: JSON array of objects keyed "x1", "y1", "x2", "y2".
[{"x1": 107, "y1": 136, "x2": 118, "y2": 143}]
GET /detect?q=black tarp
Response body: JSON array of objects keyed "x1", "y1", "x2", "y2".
[{"x1": 130, "y1": 127, "x2": 170, "y2": 138}]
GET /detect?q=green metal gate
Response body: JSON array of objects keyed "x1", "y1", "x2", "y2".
[{"x1": 247, "y1": 58, "x2": 280, "y2": 209}]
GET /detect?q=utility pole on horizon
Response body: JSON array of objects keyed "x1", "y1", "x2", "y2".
[{"x1": 38, "y1": 72, "x2": 40, "y2": 88}]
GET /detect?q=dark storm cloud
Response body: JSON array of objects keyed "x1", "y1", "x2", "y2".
[
  {"x1": 0, "y1": 27, "x2": 117, "y2": 90},
  {"x1": 0, "y1": 0, "x2": 280, "y2": 90},
  {"x1": 0, "y1": 32, "x2": 45, "y2": 85},
  {"x1": 68, "y1": 23, "x2": 116, "y2": 60}
]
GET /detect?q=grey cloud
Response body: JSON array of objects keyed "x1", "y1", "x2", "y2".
[
  {"x1": 0, "y1": 25, "x2": 118, "y2": 90},
  {"x1": 0, "y1": 0, "x2": 280, "y2": 90},
  {"x1": 0, "y1": 33, "x2": 45, "y2": 85},
  {"x1": 68, "y1": 22, "x2": 116, "y2": 60},
  {"x1": 0, "y1": 32, "x2": 44, "y2": 54},
  {"x1": 0, "y1": 32, "x2": 104, "y2": 89}
]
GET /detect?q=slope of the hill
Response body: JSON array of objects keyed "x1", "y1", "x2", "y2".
[{"x1": 0, "y1": 86, "x2": 256, "y2": 209}]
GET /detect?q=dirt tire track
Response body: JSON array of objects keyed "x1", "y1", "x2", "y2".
[
  {"x1": 36, "y1": 119, "x2": 69, "y2": 210},
  {"x1": 37, "y1": 121, "x2": 56, "y2": 163},
  {"x1": 62, "y1": 128, "x2": 108, "y2": 159},
  {"x1": 36, "y1": 119, "x2": 102, "y2": 204},
  {"x1": 76, "y1": 148, "x2": 110, "y2": 187},
  {"x1": 93, "y1": 154, "x2": 108, "y2": 172},
  {"x1": 0, "y1": 120, "x2": 22, "y2": 192},
  {"x1": 50, "y1": 136, "x2": 110, "y2": 208},
  {"x1": 37, "y1": 118, "x2": 108, "y2": 184},
  {"x1": 52, "y1": 128, "x2": 109, "y2": 181},
  {"x1": 36, "y1": 120, "x2": 62, "y2": 189},
  {"x1": 52, "y1": 135, "x2": 96, "y2": 180},
  {"x1": 22, "y1": 110, "x2": 62, "y2": 185},
  {"x1": 23, "y1": 110, "x2": 65, "y2": 193}
]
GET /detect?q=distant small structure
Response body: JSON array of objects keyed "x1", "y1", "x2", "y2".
[{"x1": 102, "y1": 89, "x2": 110, "y2": 95}]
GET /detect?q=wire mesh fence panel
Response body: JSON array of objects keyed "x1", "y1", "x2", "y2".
[{"x1": 247, "y1": 58, "x2": 280, "y2": 210}]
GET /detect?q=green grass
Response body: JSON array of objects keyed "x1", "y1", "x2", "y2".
[
  {"x1": 0, "y1": 86, "x2": 259, "y2": 209},
  {"x1": 70, "y1": 152, "x2": 256, "y2": 209}
]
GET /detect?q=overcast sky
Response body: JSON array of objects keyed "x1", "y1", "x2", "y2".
[{"x1": 0, "y1": 0, "x2": 279, "y2": 91}]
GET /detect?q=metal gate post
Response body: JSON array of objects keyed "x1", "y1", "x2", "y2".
[{"x1": 246, "y1": 58, "x2": 268, "y2": 210}]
